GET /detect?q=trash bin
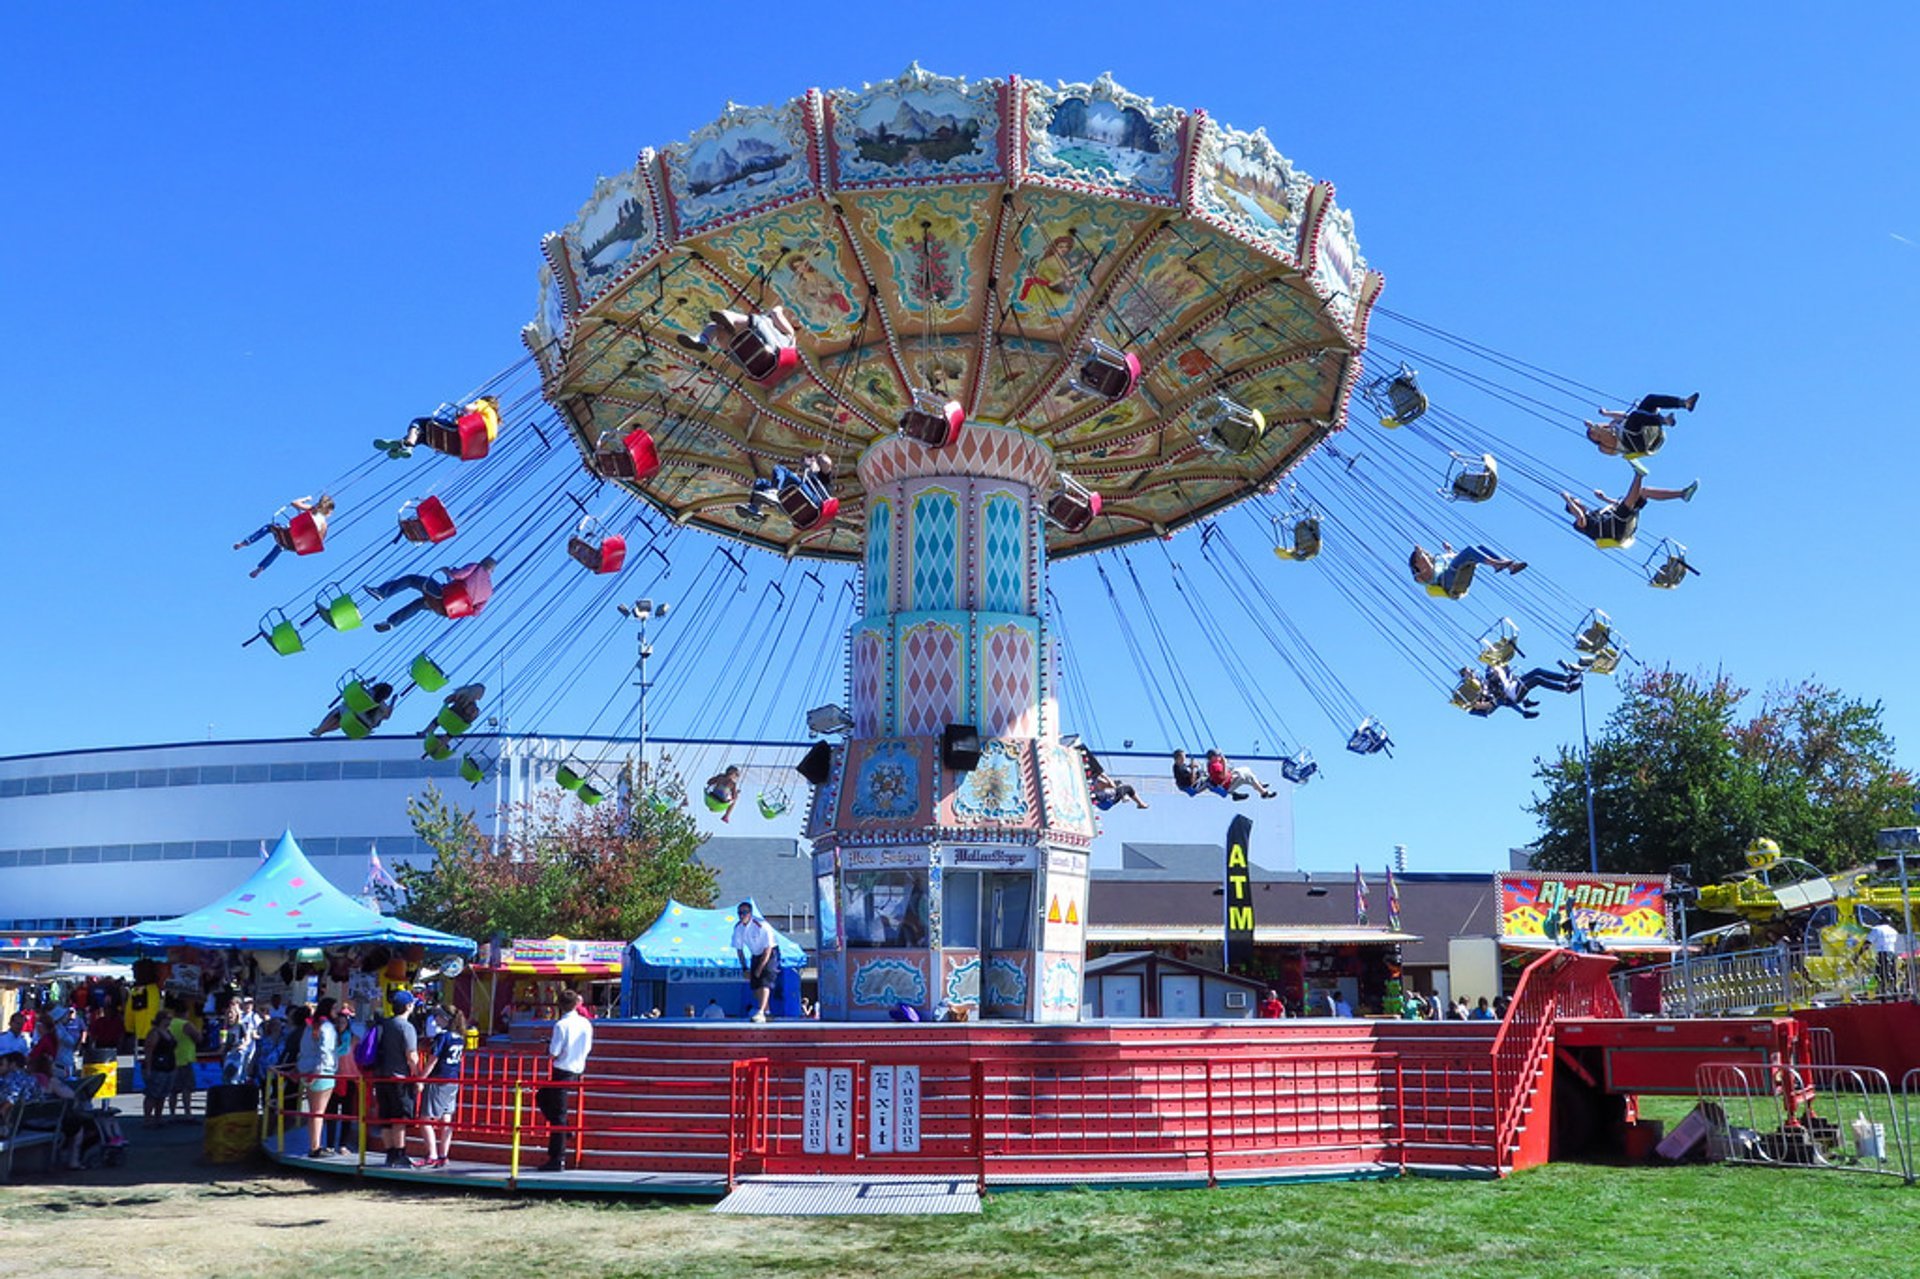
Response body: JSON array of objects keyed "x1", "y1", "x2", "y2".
[
  {"x1": 203, "y1": 1082, "x2": 260, "y2": 1163},
  {"x1": 81, "y1": 1049, "x2": 118, "y2": 1101}
]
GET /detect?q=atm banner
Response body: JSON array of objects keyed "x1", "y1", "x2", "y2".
[{"x1": 1495, "y1": 873, "x2": 1669, "y2": 945}]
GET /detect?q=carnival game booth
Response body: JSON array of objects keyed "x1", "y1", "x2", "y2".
[
  {"x1": 455, "y1": 937, "x2": 625, "y2": 1035},
  {"x1": 621, "y1": 901, "x2": 807, "y2": 1020}
]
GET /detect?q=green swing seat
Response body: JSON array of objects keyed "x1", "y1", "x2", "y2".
[
  {"x1": 421, "y1": 732, "x2": 454, "y2": 761},
  {"x1": 578, "y1": 782, "x2": 605, "y2": 806},
  {"x1": 555, "y1": 764, "x2": 585, "y2": 792},
  {"x1": 341, "y1": 678, "x2": 378, "y2": 715},
  {"x1": 340, "y1": 711, "x2": 374, "y2": 740},
  {"x1": 261, "y1": 610, "x2": 303, "y2": 657},
  {"x1": 410, "y1": 654, "x2": 450, "y2": 693},
  {"x1": 315, "y1": 585, "x2": 362, "y2": 632},
  {"x1": 436, "y1": 706, "x2": 474, "y2": 735},
  {"x1": 704, "y1": 791, "x2": 732, "y2": 813},
  {"x1": 757, "y1": 790, "x2": 790, "y2": 820},
  {"x1": 458, "y1": 754, "x2": 487, "y2": 785}
]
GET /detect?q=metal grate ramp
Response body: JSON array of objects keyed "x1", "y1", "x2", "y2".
[{"x1": 714, "y1": 1174, "x2": 982, "y2": 1216}]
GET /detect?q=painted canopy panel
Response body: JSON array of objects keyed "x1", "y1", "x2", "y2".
[{"x1": 530, "y1": 70, "x2": 1380, "y2": 562}]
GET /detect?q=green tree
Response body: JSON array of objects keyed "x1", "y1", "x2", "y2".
[
  {"x1": 1529, "y1": 668, "x2": 1914, "y2": 883},
  {"x1": 394, "y1": 763, "x2": 718, "y2": 943}
]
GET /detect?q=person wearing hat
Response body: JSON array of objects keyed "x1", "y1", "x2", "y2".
[
  {"x1": 373, "y1": 990, "x2": 423, "y2": 1168},
  {"x1": 730, "y1": 902, "x2": 780, "y2": 1024}
]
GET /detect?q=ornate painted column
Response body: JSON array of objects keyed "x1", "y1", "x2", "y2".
[{"x1": 806, "y1": 423, "x2": 1096, "y2": 1021}]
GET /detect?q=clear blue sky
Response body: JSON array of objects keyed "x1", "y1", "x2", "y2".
[{"x1": 4, "y1": 5, "x2": 1918, "y2": 876}]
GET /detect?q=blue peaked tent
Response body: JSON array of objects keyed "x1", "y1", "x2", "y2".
[
  {"x1": 63, "y1": 830, "x2": 476, "y2": 956},
  {"x1": 621, "y1": 899, "x2": 807, "y2": 1019}
]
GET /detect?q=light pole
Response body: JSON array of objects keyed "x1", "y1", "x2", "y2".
[
  {"x1": 618, "y1": 598, "x2": 670, "y2": 787},
  {"x1": 1580, "y1": 679, "x2": 1599, "y2": 874}
]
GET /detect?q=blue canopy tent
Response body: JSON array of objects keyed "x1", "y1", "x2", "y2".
[
  {"x1": 621, "y1": 899, "x2": 807, "y2": 1019},
  {"x1": 63, "y1": 830, "x2": 476, "y2": 956}
]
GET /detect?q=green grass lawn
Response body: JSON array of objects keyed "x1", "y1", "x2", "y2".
[{"x1": 4, "y1": 1153, "x2": 1912, "y2": 1279}]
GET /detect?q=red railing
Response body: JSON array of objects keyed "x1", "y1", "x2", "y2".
[{"x1": 1490, "y1": 950, "x2": 1623, "y2": 1171}]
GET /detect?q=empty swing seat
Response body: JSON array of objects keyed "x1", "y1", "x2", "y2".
[
  {"x1": 259, "y1": 610, "x2": 303, "y2": 657},
  {"x1": 1280, "y1": 752, "x2": 1318, "y2": 785},
  {"x1": 410, "y1": 653, "x2": 449, "y2": 692},
  {"x1": 1069, "y1": 341, "x2": 1141, "y2": 401},
  {"x1": 596, "y1": 428, "x2": 660, "y2": 481},
  {"x1": 757, "y1": 789, "x2": 790, "y2": 820},
  {"x1": 458, "y1": 755, "x2": 488, "y2": 785},
  {"x1": 399, "y1": 497, "x2": 457, "y2": 544},
  {"x1": 555, "y1": 764, "x2": 585, "y2": 792},
  {"x1": 1194, "y1": 396, "x2": 1267, "y2": 456},
  {"x1": 727, "y1": 325, "x2": 800, "y2": 387},
  {"x1": 898, "y1": 392, "x2": 964, "y2": 448},
  {"x1": 568, "y1": 533, "x2": 626, "y2": 575},
  {"x1": 273, "y1": 510, "x2": 327, "y2": 556},
  {"x1": 1045, "y1": 479, "x2": 1102, "y2": 534},
  {"x1": 1447, "y1": 454, "x2": 1499, "y2": 503},
  {"x1": 777, "y1": 486, "x2": 839, "y2": 532},
  {"x1": 314, "y1": 586, "x2": 362, "y2": 632},
  {"x1": 1273, "y1": 516, "x2": 1321, "y2": 562},
  {"x1": 1346, "y1": 719, "x2": 1393, "y2": 756},
  {"x1": 577, "y1": 781, "x2": 605, "y2": 805}
]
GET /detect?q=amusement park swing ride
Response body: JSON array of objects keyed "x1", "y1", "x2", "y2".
[{"x1": 228, "y1": 69, "x2": 1810, "y2": 1193}]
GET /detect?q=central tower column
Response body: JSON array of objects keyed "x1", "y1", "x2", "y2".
[{"x1": 806, "y1": 423, "x2": 1096, "y2": 1021}]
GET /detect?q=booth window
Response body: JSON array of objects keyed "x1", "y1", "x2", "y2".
[
  {"x1": 843, "y1": 870, "x2": 930, "y2": 948},
  {"x1": 814, "y1": 870, "x2": 840, "y2": 949}
]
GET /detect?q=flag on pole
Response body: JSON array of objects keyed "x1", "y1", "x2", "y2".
[
  {"x1": 1387, "y1": 864, "x2": 1402, "y2": 932},
  {"x1": 1355, "y1": 863, "x2": 1369, "y2": 925},
  {"x1": 363, "y1": 845, "x2": 404, "y2": 909}
]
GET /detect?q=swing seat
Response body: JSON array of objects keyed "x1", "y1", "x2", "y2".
[
  {"x1": 260, "y1": 611, "x2": 303, "y2": 657},
  {"x1": 459, "y1": 755, "x2": 488, "y2": 785},
  {"x1": 1368, "y1": 364, "x2": 1428, "y2": 428},
  {"x1": 436, "y1": 705, "x2": 474, "y2": 736},
  {"x1": 1346, "y1": 719, "x2": 1393, "y2": 756},
  {"x1": 777, "y1": 486, "x2": 838, "y2": 531},
  {"x1": 578, "y1": 782, "x2": 606, "y2": 805},
  {"x1": 341, "y1": 679, "x2": 378, "y2": 716},
  {"x1": 1649, "y1": 557, "x2": 1692, "y2": 590},
  {"x1": 727, "y1": 325, "x2": 800, "y2": 387},
  {"x1": 1177, "y1": 783, "x2": 1205, "y2": 798},
  {"x1": 1583, "y1": 647, "x2": 1623, "y2": 676},
  {"x1": 438, "y1": 577, "x2": 475, "y2": 619},
  {"x1": 757, "y1": 789, "x2": 790, "y2": 820},
  {"x1": 419, "y1": 408, "x2": 493, "y2": 461},
  {"x1": 1194, "y1": 396, "x2": 1267, "y2": 456},
  {"x1": 340, "y1": 710, "x2": 373, "y2": 740},
  {"x1": 421, "y1": 731, "x2": 454, "y2": 761},
  {"x1": 1273, "y1": 516, "x2": 1321, "y2": 562},
  {"x1": 1478, "y1": 637, "x2": 1522, "y2": 666},
  {"x1": 1279, "y1": 753, "x2": 1318, "y2": 785},
  {"x1": 315, "y1": 588, "x2": 362, "y2": 632},
  {"x1": 806, "y1": 704, "x2": 853, "y2": 735},
  {"x1": 410, "y1": 653, "x2": 449, "y2": 692},
  {"x1": 399, "y1": 497, "x2": 457, "y2": 544},
  {"x1": 1045, "y1": 478, "x2": 1102, "y2": 534},
  {"x1": 568, "y1": 533, "x2": 627, "y2": 575},
  {"x1": 898, "y1": 392, "x2": 964, "y2": 448},
  {"x1": 597, "y1": 428, "x2": 661, "y2": 481},
  {"x1": 704, "y1": 791, "x2": 733, "y2": 814},
  {"x1": 1092, "y1": 792, "x2": 1119, "y2": 812},
  {"x1": 555, "y1": 764, "x2": 585, "y2": 792},
  {"x1": 1426, "y1": 560, "x2": 1477, "y2": 600},
  {"x1": 273, "y1": 511, "x2": 327, "y2": 556},
  {"x1": 1208, "y1": 782, "x2": 1233, "y2": 798},
  {"x1": 1573, "y1": 620, "x2": 1612, "y2": 654},
  {"x1": 1068, "y1": 341, "x2": 1141, "y2": 401},
  {"x1": 1446, "y1": 454, "x2": 1499, "y2": 503}
]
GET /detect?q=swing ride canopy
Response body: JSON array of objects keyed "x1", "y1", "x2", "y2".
[
  {"x1": 528, "y1": 66, "x2": 1381, "y2": 561},
  {"x1": 63, "y1": 830, "x2": 476, "y2": 958}
]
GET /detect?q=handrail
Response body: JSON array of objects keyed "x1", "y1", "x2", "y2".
[{"x1": 1489, "y1": 948, "x2": 1622, "y2": 1171}]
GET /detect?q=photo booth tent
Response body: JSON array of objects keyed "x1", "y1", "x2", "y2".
[
  {"x1": 63, "y1": 830, "x2": 475, "y2": 957},
  {"x1": 621, "y1": 900, "x2": 807, "y2": 1019}
]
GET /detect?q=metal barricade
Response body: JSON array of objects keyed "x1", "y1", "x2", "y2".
[{"x1": 1696, "y1": 1061, "x2": 1909, "y2": 1182}]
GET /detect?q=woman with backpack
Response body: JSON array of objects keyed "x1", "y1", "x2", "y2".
[{"x1": 141, "y1": 997, "x2": 198, "y2": 1127}]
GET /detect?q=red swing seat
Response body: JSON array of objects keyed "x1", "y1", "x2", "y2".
[
  {"x1": 418, "y1": 413, "x2": 492, "y2": 461},
  {"x1": 568, "y1": 532, "x2": 627, "y2": 574},
  {"x1": 399, "y1": 496, "x2": 457, "y2": 544},
  {"x1": 777, "y1": 485, "x2": 839, "y2": 531},
  {"x1": 898, "y1": 391, "x2": 965, "y2": 448},
  {"x1": 597, "y1": 428, "x2": 661, "y2": 481},
  {"x1": 438, "y1": 577, "x2": 476, "y2": 619},
  {"x1": 1045, "y1": 480, "x2": 1102, "y2": 534},
  {"x1": 727, "y1": 326, "x2": 800, "y2": 387},
  {"x1": 271, "y1": 510, "x2": 326, "y2": 556}
]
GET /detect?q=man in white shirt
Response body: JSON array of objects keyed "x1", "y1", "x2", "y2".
[
  {"x1": 731, "y1": 901, "x2": 780, "y2": 1023},
  {"x1": 1869, "y1": 921, "x2": 1903, "y2": 993},
  {"x1": 538, "y1": 990, "x2": 593, "y2": 1172}
]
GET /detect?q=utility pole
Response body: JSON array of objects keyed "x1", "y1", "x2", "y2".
[{"x1": 619, "y1": 598, "x2": 670, "y2": 787}]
